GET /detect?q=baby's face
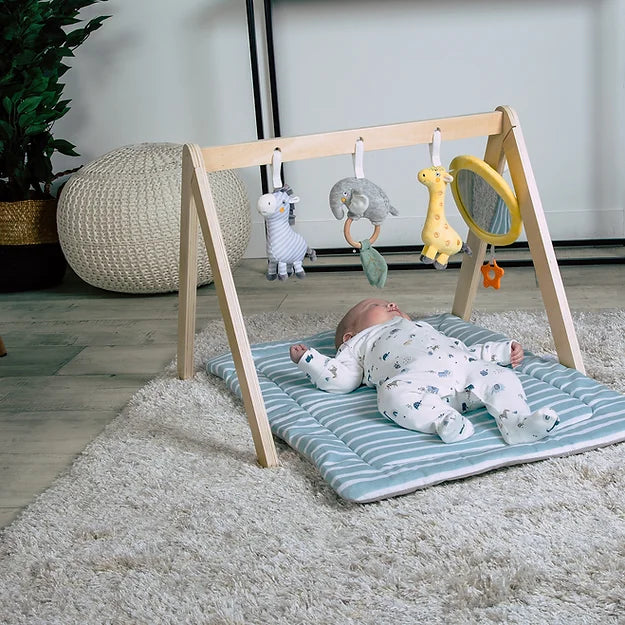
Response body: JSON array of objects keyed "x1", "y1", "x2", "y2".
[{"x1": 347, "y1": 299, "x2": 409, "y2": 337}]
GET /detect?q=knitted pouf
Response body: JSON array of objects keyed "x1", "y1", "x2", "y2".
[{"x1": 56, "y1": 143, "x2": 251, "y2": 293}]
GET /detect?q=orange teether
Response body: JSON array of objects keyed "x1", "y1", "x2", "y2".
[{"x1": 481, "y1": 259, "x2": 504, "y2": 289}]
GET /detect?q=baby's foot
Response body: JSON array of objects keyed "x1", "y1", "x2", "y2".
[
  {"x1": 436, "y1": 412, "x2": 475, "y2": 443},
  {"x1": 497, "y1": 408, "x2": 559, "y2": 445}
]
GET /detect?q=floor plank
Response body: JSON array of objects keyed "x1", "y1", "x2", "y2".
[
  {"x1": 0, "y1": 345, "x2": 84, "y2": 377},
  {"x1": 2, "y1": 375, "x2": 148, "y2": 411},
  {"x1": 0, "y1": 453, "x2": 79, "y2": 508},
  {"x1": 0, "y1": 410, "x2": 114, "y2": 455},
  {"x1": 2, "y1": 319, "x2": 193, "y2": 347},
  {"x1": 0, "y1": 377, "x2": 27, "y2": 403},
  {"x1": 56, "y1": 345, "x2": 176, "y2": 376},
  {"x1": 0, "y1": 509, "x2": 21, "y2": 528}
]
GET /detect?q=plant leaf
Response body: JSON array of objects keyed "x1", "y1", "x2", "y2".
[
  {"x1": 17, "y1": 95, "x2": 43, "y2": 115},
  {"x1": 25, "y1": 123, "x2": 48, "y2": 136},
  {"x1": 0, "y1": 0, "x2": 111, "y2": 200},
  {"x1": 53, "y1": 139, "x2": 79, "y2": 156},
  {"x1": 0, "y1": 120, "x2": 13, "y2": 139}
]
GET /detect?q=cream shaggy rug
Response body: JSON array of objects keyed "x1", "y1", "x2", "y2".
[{"x1": 1, "y1": 310, "x2": 625, "y2": 624}]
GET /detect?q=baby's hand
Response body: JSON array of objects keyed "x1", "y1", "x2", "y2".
[
  {"x1": 290, "y1": 343, "x2": 308, "y2": 364},
  {"x1": 510, "y1": 341, "x2": 524, "y2": 368}
]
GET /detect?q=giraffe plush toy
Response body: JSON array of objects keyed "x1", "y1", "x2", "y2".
[{"x1": 417, "y1": 165, "x2": 471, "y2": 269}]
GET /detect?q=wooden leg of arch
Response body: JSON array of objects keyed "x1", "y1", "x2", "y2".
[
  {"x1": 451, "y1": 229, "x2": 487, "y2": 320},
  {"x1": 177, "y1": 147, "x2": 199, "y2": 380},
  {"x1": 453, "y1": 108, "x2": 584, "y2": 374},
  {"x1": 178, "y1": 144, "x2": 279, "y2": 468},
  {"x1": 498, "y1": 107, "x2": 585, "y2": 374},
  {"x1": 452, "y1": 127, "x2": 506, "y2": 320}
]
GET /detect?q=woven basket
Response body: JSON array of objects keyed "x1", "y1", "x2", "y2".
[
  {"x1": 0, "y1": 199, "x2": 67, "y2": 292},
  {"x1": 56, "y1": 143, "x2": 251, "y2": 294},
  {"x1": 0, "y1": 199, "x2": 59, "y2": 245}
]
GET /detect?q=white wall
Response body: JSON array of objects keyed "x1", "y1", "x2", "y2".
[
  {"x1": 52, "y1": 0, "x2": 268, "y2": 254},
  {"x1": 53, "y1": 0, "x2": 625, "y2": 258},
  {"x1": 269, "y1": 0, "x2": 625, "y2": 249}
]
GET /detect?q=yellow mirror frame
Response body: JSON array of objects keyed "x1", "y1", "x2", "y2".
[{"x1": 449, "y1": 154, "x2": 522, "y2": 246}]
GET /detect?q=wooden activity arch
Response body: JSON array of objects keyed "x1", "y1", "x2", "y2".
[{"x1": 177, "y1": 105, "x2": 585, "y2": 468}]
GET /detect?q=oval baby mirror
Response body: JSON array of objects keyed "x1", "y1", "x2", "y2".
[{"x1": 449, "y1": 155, "x2": 522, "y2": 246}]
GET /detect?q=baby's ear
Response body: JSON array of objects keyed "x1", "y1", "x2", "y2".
[{"x1": 342, "y1": 331, "x2": 354, "y2": 344}]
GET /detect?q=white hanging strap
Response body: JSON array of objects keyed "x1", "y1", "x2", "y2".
[
  {"x1": 429, "y1": 128, "x2": 442, "y2": 167},
  {"x1": 489, "y1": 244, "x2": 496, "y2": 264},
  {"x1": 272, "y1": 148, "x2": 283, "y2": 189},
  {"x1": 353, "y1": 138, "x2": 365, "y2": 179}
]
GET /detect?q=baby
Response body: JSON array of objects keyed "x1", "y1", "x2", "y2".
[{"x1": 290, "y1": 298, "x2": 559, "y2": 445}]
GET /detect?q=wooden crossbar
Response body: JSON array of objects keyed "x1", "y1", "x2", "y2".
[
  {"x1": 178, "y1": 105, "x2": 585, "y2": 468},
  {"x1": 200, "y1": 111, "x2": 504, "y2": 172}
]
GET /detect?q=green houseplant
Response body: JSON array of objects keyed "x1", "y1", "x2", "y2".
[{"x1": 0, "y1": 0, "x2": 110, "y2": 291}]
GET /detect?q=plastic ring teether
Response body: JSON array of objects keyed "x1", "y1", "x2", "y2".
[{"x1": 343, "y1": 218, "x2": 380, "y2": 249}]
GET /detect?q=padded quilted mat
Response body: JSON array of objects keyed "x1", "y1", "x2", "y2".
[{"x1": 206, "y1": 313, "x2": 625, "y2": 503}]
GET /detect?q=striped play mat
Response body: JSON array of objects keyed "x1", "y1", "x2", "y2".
[{"x1": 206, "y1": 314, "x2": 625, "y2": 503}]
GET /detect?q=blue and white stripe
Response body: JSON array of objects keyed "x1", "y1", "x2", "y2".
[{"x1": 207, "y1": 313, "x2": 625, "y2": 503}]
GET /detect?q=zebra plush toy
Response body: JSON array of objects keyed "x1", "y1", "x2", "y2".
[{"x1": 257, "y1": 186, "x2": 316, "y2": 281}]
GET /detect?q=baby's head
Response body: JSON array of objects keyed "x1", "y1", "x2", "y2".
[{"x1": 335, "y1": 298, "x2": 410, "y2": 348}]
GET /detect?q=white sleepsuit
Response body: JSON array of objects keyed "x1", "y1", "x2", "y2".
[{"x1": 296, "y1": 317, "x2": 559, "y2": 444}]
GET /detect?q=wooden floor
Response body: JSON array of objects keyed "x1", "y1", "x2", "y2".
[{"x1": 1, "y1": 254, "x2": 624, "y2": 529}]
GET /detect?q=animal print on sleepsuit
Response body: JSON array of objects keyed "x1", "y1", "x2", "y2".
[{"x1": 296, "y1": 317, "x2": 559, "y2": 444}]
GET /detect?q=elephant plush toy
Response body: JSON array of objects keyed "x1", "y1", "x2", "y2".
[
  {"x1": 329, "y1": 176, "x2": 398, "y2": 289},
  {"x1": 329, "y1": 177, "x2": 399, "y2": 225}
]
